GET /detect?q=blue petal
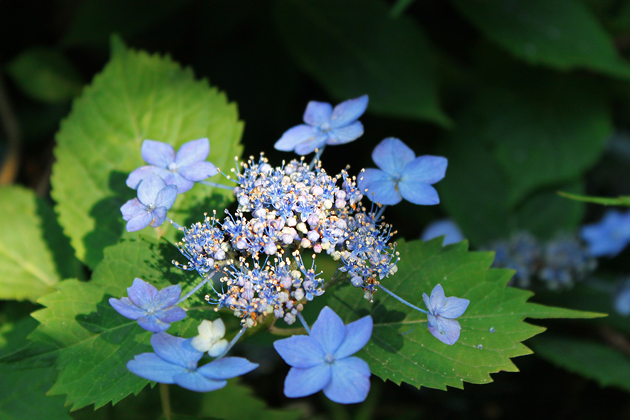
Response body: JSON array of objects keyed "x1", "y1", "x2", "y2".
[
  {"x1": 127, "y1": 278, "x2": 158, "y2": 309},
  {"x1": 273, "y1": 335, "x2": 325, "y2": 368},
  {"x1": 303, "y1": 101, "x2": 333, "y2": 127},
  {"x1": 323, "y1": 357, "x2": 371, "y2": 404},
  {"x1": 371, "y1": 138, "x2": 415, "y2": 177},
  {"x1": 149, "y1": 207, "x2": 168, "y2": 228},
  {"x1": 427, "y1": 284, "x2": 446, "y2": 313},
  {"x1": 275, "y1": 125, "x2": 319, "y2": 151},
  {"x1": 397, "y1": 180, "x2": 439, "y2": 205},
  {"x1": 126, "y1": 166, "x2": 169, "y2": 189},
  {"x1": 137, "y1": 174, "x2": 167, "y2": 206},
  {"x1": 154, "y1": 185, "x2": 178, "y2": 211},
  {"x1": 153, "y1": 284, "x2": 182, "y2": 309},
  {"x1": 142, "y1": 140, "x2": 175, "y2": 167},
  {"x1": 197, "y1": 357, "x2": 258, "y2": 380},
  {"x1": 173, "y1": 371, "x2": 227, "y2": 392},
  {"x1": 121, "y1": 198, "x2": 146, "y2": 221},
  {"x1": 421, "y1": 219, "x2": 464, "y2": 246},
  {"x1": 334, "y1": 315, "x2": 373, "y2": 360},
  {"x1": 358, "y1": 169, "x2": 402, "y2": 205},
  {"x1": 422, "y1": 292, "x2": 433, "y2": 316},
  {"x1": 137, "y1": 315, "x2": 171, "y2": 333},
  {"x1": 162, "y1": 172, "x2": 194, "y2": 194},
  {"x1": 127, "y1": 353, "x2": 187, "y2": 383},
  {"x1": 151, "y1": 333, "x2": 203, "y2": 369},
  {"x1": 284, "y1": 364, "x2": 331, "y2": 398},
  {"x1": 330, "y1": 95, "x2": 368, "y2": 129},
  {"x1": 126, "y1": 212, "x2": 153, "y2": 232},
  {"x1": 155, "y1": 306, "x2": 187, "y2": 323},
  {"x1": 109, "y1": 297, "x2": 146, "y2": 320},
  {"x1": 175, "y1": 138, "x2": 210, "y2": 166},
  {"x1": 401, "y1": 155, "x2": 447, "y2": 185},
  {"x1": 294, "y1": 133, "x2": 329, "y2": 155},
  {"x1": 310, "y1": 306, "x2": 346, "y2": 355},
  {"x1": 439, "y1": 296, "x2": 470, "y2": 319},
  {"x1": 326, "y1": 121, "x2": 364, "y2": 145},
  {"x1": 428, "y1": 316, "x2": 462, "y2": 345},
  {"x1": 178, "y1": 161, "x2": 218, "y2": 182}
]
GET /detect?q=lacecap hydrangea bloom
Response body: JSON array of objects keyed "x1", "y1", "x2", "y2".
[
  {"x1": 274, "y1": 306, "x2": 373, "y2": 404},
  {"x1": 120, "y1": 173, "x2": 178, "y2": 232},
  {"x1": 127, "y1": 138, "x2": 218, "y2": 194},
  {"x1": 275, "y1": 95, "x2": 368, "y2": 155},
  {"x1": 423, "y1": 284, "x2": 469, "y2": 345},
  {"x1": 580, "y1": 209, "x2": 630, "y2": 257},
  {"x1": 359, "y1": 137, "x2": 447, "y2": 205}
]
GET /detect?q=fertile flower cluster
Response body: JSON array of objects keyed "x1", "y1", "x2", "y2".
[
  {"x1": 109, "y1": 95, "x2": 468, "y2": 404},
  {"x1": 489, "y1": 231, "x2": 596, "y2": 290}
]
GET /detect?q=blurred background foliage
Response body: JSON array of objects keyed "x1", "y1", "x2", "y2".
[{"x1": 2, "y1": 0, "x2": 630, "y2": 419}]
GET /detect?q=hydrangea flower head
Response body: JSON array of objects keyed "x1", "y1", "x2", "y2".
[
  {"x1": 580, "y1": 209, "x2": 630, "y2": 257},
  {"x1": 120, "y1": 173, "x2": 178, "y2": 232},
  {"x1": 127, "y1": 138, "x2": 218, "y2": 194},
  {"x1": 275, "y1": 95, "x2": 368, "y2": 155},
  {"x1": 423, "y1": 284, "x2": 469, "y2": 345},
  {"x1": 359, "y1": 137, "x2": 447, "y2": 205},
  {"x1": 127, "y1": 332, "x2": 258, "y2": 392},
  {"x1": 421, "y1": 219, "x2": 464, "y2": 246},
  {"x1": 190, "y1": 319, "x2": 229, "y2": 357},
  {"x1": 273, "y1": 306, "x2": 372, "y2": 404},
  {"x1": 109, "y1": 278, "x2": 187, "y2": 333}
]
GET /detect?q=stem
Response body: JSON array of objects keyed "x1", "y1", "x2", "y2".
[
  {"x1": 378, "y1": 285, "x2": 429, "y2": 315},
  {"x1": 177, "y1": 274, "x2": 213, "y2": 305},
  {"x1": 215, "y1": 326, "x2": 247, "y2": 360},
  {"x1": 268, "y1": 325, "x2": 307, "y2": 336},
  {"x1": 375, "y1": 205, "x2": 387, "y2": 220},
  {"x1": 167, "y1": 217, "x2": 183, "y2": 230},
  {"x1": 198, "y1": 180, "x2": 236, "y2": 191},
  {"x1": 324, "y1": 265, "x2": 347, "y2": 290},
  {"x1": 309, "y1": 145, "x2": 326, "y2": 170},
  {"x1": 159, "y1": 383, "x2": 172, "y2": 420},
  {"x1": 297, "y1": 312, "x2": 311, "y2": 335}
]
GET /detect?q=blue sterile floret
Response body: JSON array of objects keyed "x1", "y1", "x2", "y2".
[
  {"x1": 120, "y1": 173, "x2": 178, "y2": 232},
  {"x1": 273, "y1": 306, "x2": 373, "y2": 404},
  {"x1": 275, "y1": 95, "x2": 368, "y2": 155},
  {"x1": 580, "y1": 209, "x2": 630, "y2": 257},
  {"x1": 358, "y1": 137, "x2": 448, "y2": 206},
  {"x1": 127, "y1": 332, "x2": 258, "y2": 392},
  {"x1": 109, "y1": 278, "x2": 187, "y2": 333},
  {"x1": 127, "y1": 138, "x2": 219, "y2": 194},
  {"x1": 421, "y1": 218, "x2": 465, "y2": 246},
  {"x1": 423, "y1": 284, "x2": 469, "y2": 345},
  {"x1": 615, "y1": 278, "x2": 630, "y2": 316}
]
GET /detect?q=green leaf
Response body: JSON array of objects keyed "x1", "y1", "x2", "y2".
[
  {"x1": 557, "y1": 191, "x2": 630, "y2": 206},
  {"x1": 0, "y1": 365, "x2": 71, "y2": 420},
  {"x1": 0, "y1": 186, "x2": 80, "y2": 301},
  {"x1": 324, "y1": 239, "x2": 604, "y2": 390},
  {"x1": 5, "y1": 47, "x2": 83, "y2": 103},
  {"x1": 439, "y1": 114, "x2": 586, "y2": 246},
  {"x1": 195, "y1": 379, "x2": 303, "y2": 420},
  {"x1": 450, "y1": 0, "x2": 630, "y2": 78},
  {"x1": 29, "y1": 236, "x2": 211, "y2": 411},
  {"x1": 479, "y1": 72, "x2": 611, "y2": 204},
  {"x1": 274, "y1": 0, "x2": 450, "y2": 126},
  {"x1": 51, "y1": 39, "x2": 243, "y2": 269},
  {"x1": 530, "y1": 336, "x2": 630, "y2": 392}
]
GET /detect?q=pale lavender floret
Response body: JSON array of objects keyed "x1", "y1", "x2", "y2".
[
  {"x1": 615, "y1": 278, "x2": 630, "y2": 316},
  {"x1": 127, "y1": 332, "x2": 258, "y2": 392},
  {"x1": 422, "y1": 284, "x2": 469, "y2": 345},
  {"x1": 127, "y1": 138, "x2": 218, "y2": 194},
  {"x1": 421, "y1": 219, "x2": 465, "y2": 246},
  {"x1": 120, "y1": 173, "x2": 178, "y2": 232},
  {"x1": 109, "y1": 278, "x2": 187, "y2": 333},
  {"x1": 580, "y1": 209, "x2": 630, "y2": 257},
  {"x1": 358, "y1": 137, "x2": 447, "y2": 206},
  {"x1": 275, "y1": 95, "x2": 368, "y2": 155},
  {"x1": 273, "y1": 306, "x2": 372, "y2": 404}
]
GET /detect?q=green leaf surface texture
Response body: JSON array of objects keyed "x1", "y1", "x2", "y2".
[
  {"x1": 451, "y1": 0, "x2": 630, "y2": 78},
  {"x1": 274, "y1": 0, "x2": 450, "y2": 125},
  {"x1": 29, "y1": 236, "x2": 210, "y2": 410},
  {"x1": 51, "y1": 40, "x2": 243, "y2": 269},
  {"x1": 325, "y1": 239, "x2": 603, "y2": 391},
  {"x1": 0, "y1": 186, "x2": 78, "y2": 301}
]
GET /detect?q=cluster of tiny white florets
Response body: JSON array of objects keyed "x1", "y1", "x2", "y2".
[{"x1": 173, "y1": 155, "x2": 399, "y2": 325}]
